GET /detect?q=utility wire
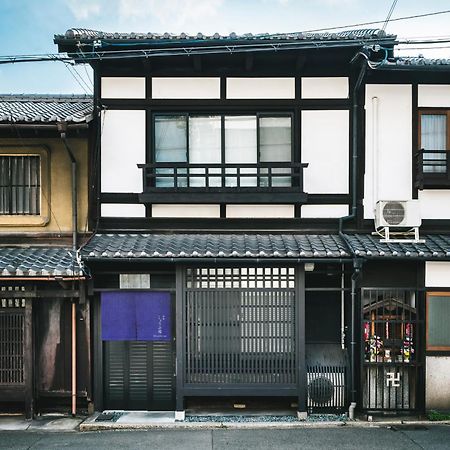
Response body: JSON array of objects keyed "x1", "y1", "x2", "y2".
[
  {"x1": 382, "y1": 0, "x2": 398, "y2": 31},
  {"x1": 299, "y1": 9, "x2": 450, "y2": 33}
]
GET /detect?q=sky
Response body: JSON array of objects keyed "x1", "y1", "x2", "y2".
[{"x1": 1, "y1": 0, "x2": 450, "y2": 94}]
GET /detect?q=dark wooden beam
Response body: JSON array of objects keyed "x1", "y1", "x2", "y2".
[
  {"x1": 193, "y1": 55, "x2": 202, "y2": 72},
  {"x1": 0, "y1": 289, "x2": 80, "y2": 299},
  {"x1": 24, "y1": 299, "x2": 33, "y2": 419},
  {"x1": 296, "y1": 55, "x2": 306, "y2": 72},
  {"x1": 245, "y1": 54, "x2": 254, "y2": 72}
]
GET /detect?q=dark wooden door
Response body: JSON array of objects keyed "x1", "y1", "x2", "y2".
[{"x1": 104, "y1": 340, "x2": 175, "y2": 410}]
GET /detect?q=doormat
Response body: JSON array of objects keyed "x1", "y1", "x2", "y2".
[{"x1": 95, "y1": 412, "x2": 124, "y2": 422}]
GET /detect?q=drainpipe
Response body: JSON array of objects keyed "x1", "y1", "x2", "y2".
[
  {"x1": 349, "y1": 259, "x2": 362, "y2": 419},
  {"x1": 58, "y1": 122, "x2": 78, "y2": 417},
  {"x1": 338, "y1": 58, "x2": 367, "y2": 235}
]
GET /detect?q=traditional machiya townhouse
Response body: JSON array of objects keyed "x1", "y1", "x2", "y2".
[
  {"x1": 54, "y1": 28, "x2": 450, "y2": 419},
  {"x1": 0, "y1": 95, "x2": 92, "y2": 417}
]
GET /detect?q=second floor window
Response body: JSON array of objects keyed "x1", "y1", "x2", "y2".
[
  {"x1": 419, "y1": 110, "x2": 449, "y2": 174},
  {"x1": 154, "y1": 114, "x2": 292, "y2": 188},
  {"x1": 0, "y1": 155, "x2": 41, "y2": 215}
]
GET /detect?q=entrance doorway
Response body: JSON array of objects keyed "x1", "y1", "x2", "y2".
[{"x1": 101, "y1": 291, "x2": 175, "y2": 410}]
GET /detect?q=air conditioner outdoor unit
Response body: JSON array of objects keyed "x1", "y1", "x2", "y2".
[
  {"x1": 374, "y1": 200, "x2": 422, "y2": 241},
  {"x1": 307, "y1": 369, "x2": 347, "y2": 411}
]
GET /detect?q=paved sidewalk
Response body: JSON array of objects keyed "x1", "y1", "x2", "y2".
[{"x1": 0, "y1": 414, "x2": 83, "y2": 432}]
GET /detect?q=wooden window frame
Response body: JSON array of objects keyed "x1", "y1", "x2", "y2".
[
  {"x1": 426, "y1": 291, "x2": 450, "y2": 351},
  {"x1": 0, "y1": 146, "x2": 50, "y2": 227},
  {"x1": 418, "y1": 109, "x2": 450, "y2": 150}
]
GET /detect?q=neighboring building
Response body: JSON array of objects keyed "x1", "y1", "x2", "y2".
[
  {"x1": 0, "y1": 95, "x2": 93, "y2": 417},
  {"x1": 54, "y1": 28, "x2": 450, "y2": 417}
]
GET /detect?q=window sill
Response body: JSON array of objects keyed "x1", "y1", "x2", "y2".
[{"x1": 0, "y1": 215, "x2": 50, "y2": 227}]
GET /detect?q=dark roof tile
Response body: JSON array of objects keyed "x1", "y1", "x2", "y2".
[
  {"x1": 0, "y1": 94, "x2": 93, "y2": 124},
  {"x1": 0, "y1": 247, "x2": 84, "y2": 277},
  {"x1": 83, "y1": 233, "x2": 351, "y2": 259}
]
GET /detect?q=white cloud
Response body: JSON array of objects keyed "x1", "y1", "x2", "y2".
[
  {"x1": 118, "y1": 0, "x2": 224, "y2": 29},
  {"x1": 66, "y1": 0, "x2": 103, "y2": 20}
]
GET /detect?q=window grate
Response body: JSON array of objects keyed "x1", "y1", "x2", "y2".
[{"x1": 0, "y1": 155, "x2": 40, "y2": 215}]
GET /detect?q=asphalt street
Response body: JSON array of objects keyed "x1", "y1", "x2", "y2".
[{"x1": 1, "y1": 425, "x2": 450, "y2": 450}]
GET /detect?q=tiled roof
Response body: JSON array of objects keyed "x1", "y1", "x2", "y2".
[
  {"x1": 344, "y1": 234, "x2": 450, "y2": 259},
  {"x1": 0, "y1": 247, "x2": 84, "y2": 277},
  {"x1": 392, "y1": 56, "x2": 450, "y2": 66},
  {"x1": 55, "y1": 28, "x2": 394, "y2": 43},
  {"x1": 0, "y1": 94, "x2": 93, "y2": 124},
  {"x1": 83, "y1": 234, "x2": 350, "y2": 259}
]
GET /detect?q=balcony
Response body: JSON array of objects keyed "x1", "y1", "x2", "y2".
[
  {"x1": 415, "y1": 149, "x2": 450, "y2": 189},
  {"x1": 138, "y1": 162, "x2": 308, "y2": 204}
]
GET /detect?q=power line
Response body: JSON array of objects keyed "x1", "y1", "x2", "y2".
[
  {"x1": 382, "y1": 0, "x2": 398, "y2": 31},
  {"x1": 299, "y1": 9, "x2": 450, "y2": 34}
]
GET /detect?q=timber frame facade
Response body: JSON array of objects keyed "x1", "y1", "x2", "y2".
[{"x1": 3, "y1": 27, "x2": 450, "y2": 418}]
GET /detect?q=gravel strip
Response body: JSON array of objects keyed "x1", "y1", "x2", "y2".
[{"x1": 185, "y1": 414, "x2": 347, "y2": 423}]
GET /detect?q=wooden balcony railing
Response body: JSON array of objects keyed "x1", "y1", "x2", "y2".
[
  {"x1": 415, "y1": 149, "x2": 450, "y2": 189},
  {"x1": 137, "y1": 162, "x2": 308, "y2": 204}
]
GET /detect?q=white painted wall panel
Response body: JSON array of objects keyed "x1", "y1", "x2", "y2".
[
  {"x1": 226, "y1": 205, "x2": 295, "y2": 218},
  {"x1": 301, "y1": 77, "x2": 349, "y2": 99},
  {"x1": 151, "y1": 204, "x2": 220, "y2": 218},
  {"x1": 419, "y1": 190, "x2": 450, "y2": 219},
  {"x1": 425, "y1": 262, "x2": 450, "y2": 287},
  {"x1": 226, "y1": 78, "x2": 295, "y2": 99},
  {"x1": 151, "y1": 77, "x2": 220, "y2": 99},
  {"x1": 101, "y1": 204, "x2": 146, "y2": 217},
  {"x1": 101, "y1": 110, "x2": 146, "y2": 193},
  {"x1": 364, "y1": 85, "x2": 412, "y2": 219},
  {"x1": 426, "y1": 357, "x2": 450, "y2": 410},
  {"x1": 301, "y1": 204, "x2": 348, "y2": 218},
  {"x1": 418, "y1": 85, "x2": 450, "y2": 107},
  {"x1": 301, "y1": 110, "x2": 349, "y2": 194},
  {"x1": 101, "y1": 77, "x2": 146, "y2": 99}
]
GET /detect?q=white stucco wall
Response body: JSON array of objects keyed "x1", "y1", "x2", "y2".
[
  {"x1": 425, "y1": 262, "x2": 450, "y2": 287},
  {"x1": 301, "y1": 77, "x2": 349, "y2": 99},
  {"x1": 301, "y1": 204, "x2": 348, "y2": 218},
  {"x1": 301, "y1": 110, "x2": 349, "y2": 194},
  {"x1": 418, "y1": 190, "x2": 450, "y2": 220},
  {"x1": 101, "y1": 204, "x2": 146, "y2": 217},
  {"x1": 151, "y1": 204, "x2": 220, "y2": 218},
  {"x1": 426, "y1": 356, "x2": 450, "y2": 410},
  {"x1": 364, "y1": 84, "x2": 412, "y2": 219},
  {"x1": 101, "y1": 77, "x2": 146, "y2": 99},
  {"x1": 101, "y1": 110, "x2": 146, "y2": 193},
  {"x1": 151, "y1": 77, "x2": 221, "y2": 99},
  {"x1": 226, "y1": 78, "x2": 295, "y2": 99},
  {"x1": 418, "y1": 85, "x2": 450, "y2": 107},
  {"x1": 226, "y1": 204, "x2": 295, "y2": 218}
]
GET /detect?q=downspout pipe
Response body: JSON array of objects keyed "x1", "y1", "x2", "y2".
[
  {"x1": 339, "y1": 57, "x2": 367, "y2": 235},
  {"x1": 58, "y1": 122, "x2": 78, "y2": 252},
  {"x1": 349, "y1": 259, "x2": 362, "y2": 418}
]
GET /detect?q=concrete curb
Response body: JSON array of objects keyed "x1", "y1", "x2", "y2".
[{"x1": 78, "y1": 417, "x2": 450, "y2": 432}]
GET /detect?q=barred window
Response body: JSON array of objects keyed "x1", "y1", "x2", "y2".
[{"x1": 0, "y1": 155, "x2": 41, "y2": 215}]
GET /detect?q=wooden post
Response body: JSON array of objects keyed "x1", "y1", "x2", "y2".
[
  {"x1": 24, "y1": 298, "x2": 33, "y2": 419},
  {"x1": 296, "y1": 265, "x2": 307, "y2": 419},
  {"x1": 175, "y1": 266, "x2": 185, "y2": 420}
]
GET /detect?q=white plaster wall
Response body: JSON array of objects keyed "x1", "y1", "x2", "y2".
[
  {"x1": 226, "y1": 78, "x2": 295, "y2": 99},
  {"x1": 425, "y1": 262, "x2": 450, "y2": 287},
  {"x1": 101, "y1": 110, "x2": 146, "y2": 193},
  {"x1": 426, "y1": 357, "x2": 450, "y2": 410},
  {"x1": 301, "y1": 204, "x2": 348, "y2": 218},
  {"x1": 418, "y1": 190, "x2": 450, "y2": 219},
  {"x1": 151, "y1": 204, "x2": 220, "y2": 218},
  {"x1": 101, "y1": 204, "x2": 146, "y2": 218},
  {"x1": 301, "y1": 77, "x2": 349, "y2": 99},
  {"x1": 418, "y1": 85, "x2": 450, "y2": 107},
  {"x1": 364, "y1": 85, "x2": 412, "y2": 219},
  {"x1": 151, "y1": 77, "x2": 220, "y2": 99},
  {"x1": 226, "y1": 205, "x2": 295, "y2": 218},
  {"x1": 101, "y1": 77, "x2": 146, "y2": 99},
  {"x1": 301, "y1": 110, "x2": 349, "y2": 194}
]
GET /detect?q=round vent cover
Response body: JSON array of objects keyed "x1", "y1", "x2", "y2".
[
  {"x1": 382, "y1": 201, "x2": 406, "y2": 226},
  {"x1": 308, "y1": 377, "x2": 334, "y2": 404}
]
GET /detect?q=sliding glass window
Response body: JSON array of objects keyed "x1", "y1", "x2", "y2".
[{"x1": 153, "y1": 113, "x2": 293, "y2": 188}]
